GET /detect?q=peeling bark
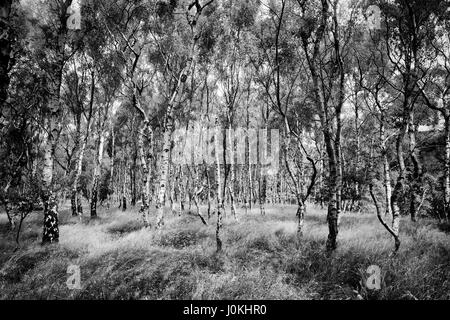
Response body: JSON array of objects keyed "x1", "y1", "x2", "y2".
[
  {"x1": 445, "y1": 116, "x2": 450, "y2": 221},
  {"x1": 215, "y1": 123, "x2": 225, "y2": 252},
  {"x1": 41, "y1": 0, "x2": 73, "y2": 243},
  {"x1": 107, "y1": 122, "x2": 115, "y2": 208},
  {"x1": 137, "y1": 119, "x2": 152, "y2": 227},
  {"x1": 90, "y1": 126, "x2": 105, "y2": 218}
]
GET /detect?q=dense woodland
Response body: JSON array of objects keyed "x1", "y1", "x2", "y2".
[{"x1": 0, "y1": 0, "x2": 450, "y2": 300}]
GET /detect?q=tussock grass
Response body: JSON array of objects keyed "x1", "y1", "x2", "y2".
[{"x1": 0, "y1": 204, "x2": 449, "y2": 299}]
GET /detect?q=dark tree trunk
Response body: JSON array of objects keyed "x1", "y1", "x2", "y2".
[
  {"x1": 130, "y1": 157, "x2": 137, "y2": 207},
  {"x1": 122, "y1": 194, "x2": 127, "y2": 211},
  {"x1": 107, "y1": 122, "x2": 115, "y2": 208},
  {"x1": 259, "y1": 172, "x2": 266, "y2": 215},
  {"x1": 77, "y1": 195, "x2": 82, "y2": 215},
  {"x1": 71, "y1": 192, "x2": 77, "y2": 217}
]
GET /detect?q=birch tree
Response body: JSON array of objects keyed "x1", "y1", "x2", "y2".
[
  {"x1": 36, "y1": 0, "x2": 77, "y2": 243},
  {"x1": 154, "y1": 0, "x2": 216, "y2": 228}
]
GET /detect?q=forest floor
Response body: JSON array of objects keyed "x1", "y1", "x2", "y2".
[{"x1": 0, "y1": 203, "x2": 449, "y2": 300}]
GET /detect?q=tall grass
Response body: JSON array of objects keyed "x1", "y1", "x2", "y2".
[{"x1": 0, "y1": 204, "x2": 448, "y2": 299}]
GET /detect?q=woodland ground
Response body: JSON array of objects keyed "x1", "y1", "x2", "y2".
[{"x1": 0, "y1": 203, "x2": 449, "y2": 300}]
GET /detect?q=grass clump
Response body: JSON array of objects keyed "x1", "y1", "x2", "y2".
[
  {"x1": 157, "y1": 228, "x2": 209, "y2": 249},
  {"x1": 107, "y1": 219, "x2": 143, "y2": 236}
]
